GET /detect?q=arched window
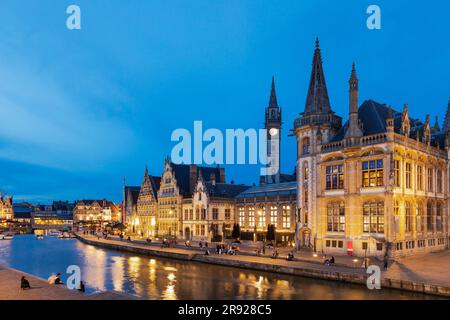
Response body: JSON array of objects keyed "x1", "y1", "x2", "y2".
[{"x1": 327, "y1": 202, "x2": 345, "y2": 232}]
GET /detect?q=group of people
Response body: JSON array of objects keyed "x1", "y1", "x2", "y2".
[
  {"x1": 323, "y1": 255, "x2": 335, "y2": 266},
  {"x1": 20, "y1": 274, "x2": 85, "y2": 292}
]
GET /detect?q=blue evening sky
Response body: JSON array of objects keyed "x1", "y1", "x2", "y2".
[{"x1": 0, "y1": 0, "x2": 449, "y2": 203}]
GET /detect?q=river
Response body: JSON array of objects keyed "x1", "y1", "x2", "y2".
[{"x1": 0, "y1": 235, "x2": 438, "y2": 300}]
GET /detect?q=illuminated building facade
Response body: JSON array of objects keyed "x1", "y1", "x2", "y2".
[{"x1": 293, "y1": 40, "x2": 449, "y2": 257}]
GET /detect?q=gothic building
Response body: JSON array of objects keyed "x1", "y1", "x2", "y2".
[
  {"x1": 293, "y1": 39, "x2": 449, "y2": 257},
  {"x1": 135, "y1": 165, "x2": 161, "y2": 238},
  {"x1": 157, "y1": 159, "x2": 225, "y2": 239},
  {"x1": 184, "y1": 172, "x2": 249, "y2": 242},
  {"x1": 0, "y1": 194, "x2": 13, "y2": 228}
]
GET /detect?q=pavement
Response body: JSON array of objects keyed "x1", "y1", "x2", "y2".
[
  {"x1": 82, "y1": 233, "x2": 450, "y2": 289},
  {"x1": 0, "y1": 265, "x2": 136, "y2": 300}
]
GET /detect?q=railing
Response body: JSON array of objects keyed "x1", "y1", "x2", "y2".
[{"x1": 321, "y1": 133, "x2": 388, "y2": 152}]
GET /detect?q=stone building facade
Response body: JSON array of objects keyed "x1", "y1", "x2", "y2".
[
  {"x1": 293, "y1": 39, "x2": 449, "y2": 258},
  {"x1": 183, "y1": 173, "x2": 249, "y2": 242},
  {"x1": 135, "y1": 166, "x2": 160, "y2": 238}
]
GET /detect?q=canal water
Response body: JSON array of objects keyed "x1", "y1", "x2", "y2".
[{"x1": 0, "y1": 235, "x2": 438, "y2": 300}]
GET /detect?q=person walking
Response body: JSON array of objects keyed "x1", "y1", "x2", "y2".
[{"x1": 383, "y1": 254, "x2": 389, "y2": 270}]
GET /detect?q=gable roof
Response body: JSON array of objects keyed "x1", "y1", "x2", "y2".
[{"x1": 170, "y1": 163, "x2": 224, "y2": 197}]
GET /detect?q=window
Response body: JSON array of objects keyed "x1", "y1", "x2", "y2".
[
  {"x1": 405, "y1": 163, "x2": 412, "y2": 189},
  {"x1": 405, "y1": 201, "x2": 412, "y2": 233},
  {"x1": 270, "y1": 206, "x2": 278, "y2": 225},
  {"x1": 326, "y1": 165, "x2": 344, "y2": 190},
  {"x1": 437, "y1": 170, "x2": 443, "y2": 193},
  {"x1": 248, "y1": 207, "x2": 255, "y2": 228},
  {"x1": 212, "y1": 208, "x2": 219, "y2": 220},
  {"x1": 200, "y1": 225, "x2": 206, "y2": 236},
  {"x1": 394, "y1": 160, "x2": 400, "y2": 187},
  {"x1": 238, "y1": 208, "x2": 245, "y2": 226},
  {"x1": 436, "y1": 203, "x2": 443, "y2": 232},
  {"x1": 376, "y1": 243, "x2": 383, "y2": 251},
  {"x1": 426, "y1": 202, "x2": 433, "y2": 232},
  {"x1": 327, "y1": 202, "x2": 345, "y2": 232},
  {"x1": 363, "y1": 201, "x2": 384, "y2": 233},
  {"x1": 282, "y1": 206, "x2": 291, "y2": 229},
  {"x1": 225, "y1": 209, "x2": 231, "y2": 221},
  {"x1": 257, "y1": 208, "x2": 266, "y2": 228},
  {"x1": 201, "y1": 208, "x2": 206, "y2": 220},
  {"x1": 427, "y1": 168, "x2": 434, "y2": 191},
  {"x1": 302, "y1": 137, "x2": 310, "y2": 155},
  {"x1": 417, "y1": 166, "x2": 423, "y2": 190},
  {"x1": 416, "y1": 204, "x2": 424, "y2": 233},
  {"x1": 362, "y1": 160, "x2": 383, "y2": 187}
]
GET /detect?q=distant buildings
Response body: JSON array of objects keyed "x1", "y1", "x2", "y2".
[
  {"x1": 73, "y1": 199, "x2": 120, "y2": 229},
  {"x1": 0, "y1": 195, "x2": 13, "y2": 227}
]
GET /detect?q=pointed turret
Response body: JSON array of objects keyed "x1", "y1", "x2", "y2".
[
  {"x1": 304, "y1": 38, "x2": 332, "y2": 115},
  {"x1": 433, "y1": 116, "x2": 440, "y2": 132},
  {"x1": 345, "y1": 63, "x2": 363, "y2": 138},
  {"x1": 386, "y1": 105, "x2": 394, "y2": 132},
  {"x1": 443, "y1": 100, "x2": 450, "y2": 132},
  {"x1": 401, "y1": 104, "x2": 411, "y2": 136},
  {"x1": 268, "y1": 76, "x2": 278, "y2": 108}
]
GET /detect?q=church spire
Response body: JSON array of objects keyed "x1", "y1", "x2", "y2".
[
  {"x1": 268, "y1": 76, "x2": 279, "y2": 108},
  {"x1": 304, "y1": 38, "x2": 332, "y2": 115},
  {"x1": 443, "y1": 100, "x2": 450, "y2": 132},
  {"x1": 145, "y1": 164, "x2": 149, "y2": 177}
]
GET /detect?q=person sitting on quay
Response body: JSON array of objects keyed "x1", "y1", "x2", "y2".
[
  {"x1": 20, "y1": 276, "x2": 31, "y2": 290},
  {"x1": 199, "y1": 241, "x2": 203, "y2": 250},
  {"x1": 383, "y1": 254, "x2": 389, "y2": 271},
  {"x1": 146, "y1": 238, "x2": 152, "y2": 244},
  {"x1": 271, "y1": 250, "x2": 279, "y2": 259},
  {"x1": 185, "y1": 240, "x2": 191, "y2": 247},
  {"x1": 286, "y1": 252, "x2": 295, "y2": 261},
  {"x1": 324, "y1": 256, "x2": 335, "y2": 266},
  {"x1": 48, "y1": 273, "x2": 63, "y2": 285}
]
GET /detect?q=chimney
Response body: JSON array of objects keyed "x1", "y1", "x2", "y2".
[
  {"x1": 259, "y1": 176, "x2": 266, "y2": 185},
  {"x1": 219, "y1": 167, "x2": 226, "y2": 183}
]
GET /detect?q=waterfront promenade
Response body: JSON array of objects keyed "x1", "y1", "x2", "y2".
[
  {"x1": 77, "y1": 234, "x2": 450, "y2": 298},
  {"x1": 0, "y1": 265, "x2": 135, "y2": 300}
]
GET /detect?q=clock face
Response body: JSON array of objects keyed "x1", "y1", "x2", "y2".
[{"x1": 269, "y1": 128, "x2": 278, "y2": 136}]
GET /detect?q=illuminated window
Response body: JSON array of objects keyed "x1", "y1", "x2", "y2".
[
  {"x1": 363, "y1": 201, "x2": 384, "y2": 234},
  {"x1": 257, "y1": 208, "x2": 266, "y2": 228},
  {"x1": 394, "y1": 160, "x2": 400, "y2": 187},
  {"x1": 405, "y1": 201, "x2": 412, "y2": 233},
  {"x1": 238, "y1": 208, "x2": 245, "y2": 227},
  {"x1": 326, "y1": 165, "x2": 344, "y2": 190},
  {"x1": 327, "y1": 202, "x2": 345, "y2": 232},
  {"x1": 362, "y1": 160, "x2": 383, "y2": 187},
  {"x1": 427, "y1": 168, "x2": 434, "y2": 191},
  {"x1": 282, "y1": 206, "x2": 290, "y2": 229},
  {"x1": 426, "y1": 201, "x2": 433, "y2": 232},
  {"x1": 270, "y1": 206, "x2": 278, "y2": 225},
  {"x1": 405, "y1": 163, "x2": 412, "y2": 189},
  {"x1": 248, "y1": 207, "x2": 255, "y2": 228},
  {"x1": 416, "y1": 204, "x2": 424, "y2": 233},
  {"x1": 417, "y1": 166, "x2": 423, "y2": 190}
]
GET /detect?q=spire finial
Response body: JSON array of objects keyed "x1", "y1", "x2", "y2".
[
  {"x1": 350, "y1": 62, "x2": 358, "y2": 81},
  {"x1": 145, "y1": 163, "x2": 148, "y2": 176},
  {"x1": 268, "y1": 76, "x2": 278, "y2": 108},
  {"x1": 315, "y1": 37, "x2": 320, "y2": 49}
]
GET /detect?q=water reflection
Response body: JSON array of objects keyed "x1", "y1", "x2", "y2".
[{"x1": 0, "y1": 235, "x2": 439, "y2": 300}]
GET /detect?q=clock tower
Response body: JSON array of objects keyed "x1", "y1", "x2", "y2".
[{"x1": 264, "y1": 76, "x2": 282, "y2": 184}]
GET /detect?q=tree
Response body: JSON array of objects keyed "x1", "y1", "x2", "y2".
[
  {"x1": 231, "y1": 224, "x2": 241, "y2": 240},
  {"x1": 266, "y1": 224, "x2": 276, "y2": 243}
]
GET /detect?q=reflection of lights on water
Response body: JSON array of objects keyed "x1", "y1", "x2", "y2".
[
  {"x1": 162, "y1": 284, "x2": 177, "y2": 300},
  {"x1": 111, "y1": 256, "x2": 125, "y2": 292},
  {"x1": 167, "y1": 273, "x2": 176, "y2": 281},
  {"x1": 164, "y1": 266, "x2": 177, "y2": 272},
  {"x1": 149, "y1": 259, "x2": 156, "y2": 266}
]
